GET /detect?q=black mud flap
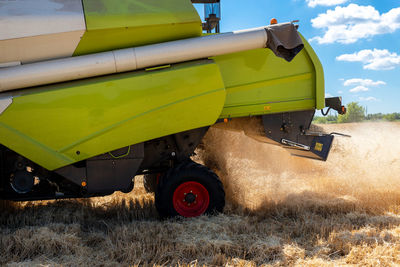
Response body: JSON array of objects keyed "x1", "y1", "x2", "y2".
[{"x1": 262, "y1": 110, "x2": 334, "y2": 161}]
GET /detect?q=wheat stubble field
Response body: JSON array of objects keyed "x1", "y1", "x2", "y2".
[{"x1": 1, "y1": 122, "x2": 400, "y2": 266}]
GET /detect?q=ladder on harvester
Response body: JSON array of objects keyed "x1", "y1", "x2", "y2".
[{"x1": 191, "y1": 0, "x2": 221, "y2": 33}]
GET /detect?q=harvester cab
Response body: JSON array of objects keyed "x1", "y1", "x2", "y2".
[{"x1": 0, "y1": 0, "x2": 345, "y2": 217}]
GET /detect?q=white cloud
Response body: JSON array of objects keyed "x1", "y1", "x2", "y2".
[
  {"x1": 344, "y1": 78, "x2": 386, "y2": 87},
  {"x1": 337, "y1": 49, "x2": 400, "y2": 70},
  {"x1": 310, "y1": 4, "x2": 400, "y2": 44},
  {"x1": 359, "y1": 96, "x2": 378, "y2": 102},
  {"x1": 306, "y1": 0, "x2": 348, "y2": 8},
  {"x1": 338, "y1": 90, "x2": 343, "y2": 94},
  {"x1": 344, "y1": 78, "x2": 385, "y2": 93},
  {"x1": 325, "y1": 92, "x2": 333, "y2": 97},
  {"x1": 349, "y1": 86, "x2": 369, "y2": 93}
]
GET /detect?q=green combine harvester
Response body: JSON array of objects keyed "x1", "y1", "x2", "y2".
[{"x1": 0, "y1": 0, "x2": 345, "y2": 217}]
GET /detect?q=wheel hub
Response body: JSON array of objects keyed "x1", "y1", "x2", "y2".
[
  {"x1": 173, "y1": 181, "x2": 210, "y2": 217},
  {"x1": 184, "y1": 192, "x2": 196, "y2": 203}
]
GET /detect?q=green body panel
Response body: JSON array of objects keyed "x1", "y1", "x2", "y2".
[
  {"x1": 214, "y1": 36, "x2": 325, "y2": 118},
  {"x1": 0, "y1": 0, "x2": 326, "y2": 171},
  {"x1": 302, "y1": 36, "x2": 325, "y2": 109},
  {"x1": 0, "y1": 61, "x2": 226, "y2": 170},
  {"x1": 74, "y1": 0, "x2": 202, "y2": 56}
]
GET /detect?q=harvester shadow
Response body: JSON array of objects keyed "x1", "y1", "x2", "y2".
[{"x1": 0, "y1": 196, "x2": 159, "y2": 232}]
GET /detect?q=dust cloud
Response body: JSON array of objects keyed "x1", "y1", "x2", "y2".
[{"x1": 198, "y1": 122, "x2": 400, "y2": 212}]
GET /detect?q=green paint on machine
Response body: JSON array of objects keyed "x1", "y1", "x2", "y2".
[
  {"x1": 0, "y1": 61, "x2": 226, "y2": 170},
  {"x1": 74, "y1": 0, "x2": 202, "y2": 56},
  {"x1": 213, "y1": 35, "x2": 324, "y2": 118},
  {"x1": 0, "y1": 31, "x2": 325, "y2": 171}
]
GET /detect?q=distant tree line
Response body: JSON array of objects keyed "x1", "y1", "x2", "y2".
[{"x1": 313, "y1": 102, "x2": 400, "y2": 124}]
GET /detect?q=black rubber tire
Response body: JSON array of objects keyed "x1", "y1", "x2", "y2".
[
  {"x1": 143, "y1": 174, "x2": 157, "y2": 193},
  {"x1": 155, "y1": 160, "x2": 225, "y2": 218}
]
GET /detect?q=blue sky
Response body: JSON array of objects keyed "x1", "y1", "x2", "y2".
[{"x1": 196, "y1": 1, "x2": 400, "y2": 114}]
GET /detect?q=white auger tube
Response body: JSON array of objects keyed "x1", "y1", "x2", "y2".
[{"x1": 0, "y1": 27, "x2": 269, "y2": 92}]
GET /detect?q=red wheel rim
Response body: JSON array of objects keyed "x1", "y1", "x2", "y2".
[{"x1": 172, "y1": 181, "x2": 210, "y2": 217}]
